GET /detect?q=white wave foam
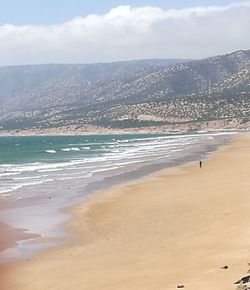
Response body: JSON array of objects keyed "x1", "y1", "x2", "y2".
[
  {"x1": 12, "y1": 175, "x2": 48, "y2": 181},
  {"x1": 0, "y1": 171, "x2": 21, "y2": 177},
  {"x1": 57, "y1": 174, "x2": 92, "y2": 181},
  {"x1": 46, "y1": 150, "x2": 57, "y2": 154},
  {"x1": 92, "y1": 166, "x2": 120, "y2": 173},
  {"x1": 0, "y1": 132, "x2": 233, "y2": 200},
  {"x1": 62, "y1": 147, "x2": 80, "y2": 152},
  {"x1": 0, "y1": 179, "x2": 54, "y2": 195},
  {"x1": 0, "y1": 184, "x2": 27, "y2": 194},
  {"x1": 38, "y1": 168, "x2": 63, "y2": 172},
  {"x1": 0, "y1": 161, "x2": 74, "y2": 174}
]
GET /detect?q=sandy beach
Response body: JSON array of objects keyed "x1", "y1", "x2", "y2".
[
  {"x1": 0, "y1": 222, "x2": 37, "y2": 254},
  {"x1": 1, "y1": 133, "x2": 250, "y2": 290},
  {"x1": 0, "y1": 199, "x2": 39, "y2": 256}
]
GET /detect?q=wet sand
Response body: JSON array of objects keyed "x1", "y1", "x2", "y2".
[
  {"x1": 0, "y1": 219, "x2": 39, "y2": 289},
  {"x1": 2, "y1": 133, "x2": 250, "y2": 290},
  {"x1": 0, "y1": 222, "x2": 31, "y2": 253},
  {"x1": 0, "y1": 199, "x2": 38, "y2": 257}
]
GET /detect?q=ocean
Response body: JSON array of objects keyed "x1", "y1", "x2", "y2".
[{"x1": 0, "y1": 132, "x2": 236, "y2": 261}]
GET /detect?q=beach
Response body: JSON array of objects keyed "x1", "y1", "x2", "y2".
[
  {"x1": 1, "y1": 133, "x2": 250, "y2": 290},
  {"x1": 0, "y1": 221, "x2": 37, "y2": 254},
  {"x1": 0, "y1": 132, "x2": 230, "y2": 262}
]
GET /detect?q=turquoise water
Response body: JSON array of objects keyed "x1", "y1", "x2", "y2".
[
  {"x1": 0, "y1": 132, "x2": 236, "y2": 196},
  {"x1": 0, "y1": 133, "x2": 204, "y2": 196},
  {"x1": 0, "y1": 134, "x2": 144, "y2": 164},
  {"x1": 0, "y1": 132, "x2": 236, "y2": 262},
  {"x1": 0, "y1": 134, "x2": 167, "y2": 194}
]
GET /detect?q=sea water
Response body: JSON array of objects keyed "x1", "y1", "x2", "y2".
[{"x1": 0, "y1": 132, "x2": 236, "y2": 261}]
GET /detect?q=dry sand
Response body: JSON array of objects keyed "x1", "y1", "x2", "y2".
[{"x1": 2, "y1": 133, "x2": 250, "y2": 290}]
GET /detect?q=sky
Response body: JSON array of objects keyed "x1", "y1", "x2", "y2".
[
  {"x1": 0, "y1": 0, "x2": 241, "y2": 25},
  {"x1": 0, "y1": 0, "x2": 250, "y2": 65}
]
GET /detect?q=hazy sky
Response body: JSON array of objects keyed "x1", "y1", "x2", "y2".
[
  {"x1": 0, "y1": 0, "x2": 240, "y2": 25},
  {"x1": 0, "y1": 1, "x2": 249, "y2": 65}
]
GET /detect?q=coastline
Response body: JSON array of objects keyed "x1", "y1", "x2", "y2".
[
  {"x1": 0, "y1": 131, "x2": 234, "y2": 263},
  {"x1": 0, "y1": 131, "x2": 233, "y2": 263},
  {"x1": 2, "y1": 133, "x2": 250, "y2": 290},
  {"x1": 0, "y1": 222, "x2": 38, "y2": 254},
  {"x1": 0, "y1": 124, "x2": 246, "y2": 137},
  {"x1": 0, "y1": 199, "x2": 40, "y2": 264}
]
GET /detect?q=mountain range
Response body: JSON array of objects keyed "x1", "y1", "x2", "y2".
[{"x1": 0, "y1": 50, "x2": 249, "y2": 133}]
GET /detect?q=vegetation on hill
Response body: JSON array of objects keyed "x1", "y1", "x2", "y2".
[{"x1": 0, "y1": 50, "x2": 249, "y2": 131}]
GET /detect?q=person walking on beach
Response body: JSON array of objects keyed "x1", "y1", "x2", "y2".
[{"x1": 199, "y1": 160, "x2": 203, "y2": 168}]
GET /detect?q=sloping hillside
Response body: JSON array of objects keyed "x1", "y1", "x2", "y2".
[{"x1": 0, "y1": 50, "x2": 249, "y2": 132}]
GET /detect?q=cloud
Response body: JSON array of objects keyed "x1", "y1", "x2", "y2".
[{"x1": 0, "y1": 2, "x2": 250, "y2": 65}]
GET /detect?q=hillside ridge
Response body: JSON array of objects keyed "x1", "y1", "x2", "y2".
[{"x1": 0, "y1": 50, "x2": 249, "y2": 133}]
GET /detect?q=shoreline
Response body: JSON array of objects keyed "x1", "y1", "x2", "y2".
[
  {"x1": 2, "y1": 133, "x2": 250, "y2": 289},
  {"x1": 0, "y1": 132, "x2": 234, "y2": 264},
  {"x1": 0, "y1": 127, "x2": 244, "y2": 137},
  {"x1": 0, "y1": 199, "x2": 40, "y2": 264},
  {"x1": 0, "y1": 222, "x2": 38, "y2": 254}
]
